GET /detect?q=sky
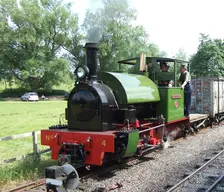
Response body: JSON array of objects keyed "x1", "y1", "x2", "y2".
[{"x1": 69, "y1": 0, "x2": 224, "y2": 58}]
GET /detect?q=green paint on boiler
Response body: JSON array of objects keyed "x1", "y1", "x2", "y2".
[{"x1": 98, "y1": 72, "x2": 160, "y2": 104}]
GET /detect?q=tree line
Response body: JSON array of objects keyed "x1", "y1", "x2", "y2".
[
  {"x1": 0, "y1": 0, "x2": 222, "y2": 91},
  {"x1": 190, "y1": 33, "x2": 224, "y2": 77}
]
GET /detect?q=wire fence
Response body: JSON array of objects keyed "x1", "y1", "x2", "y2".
[{"x1": 0, "y1": 131, "x2": 51, "y2": 164}]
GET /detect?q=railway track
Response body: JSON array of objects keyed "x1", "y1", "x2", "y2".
[
  {"x1": 7, "y1": 123, "x2": 221, "y2": 192},
  {"x1": 7, "y1": 179, "x2": 45, "y2": 192},
  {"x1": 166, "y1": 148, "x2": 224, "y2": 192},
  {"x1": 7, "y1": 157, "x2": 143, "y2": 192}
]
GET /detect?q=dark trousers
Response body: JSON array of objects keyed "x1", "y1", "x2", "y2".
[{"x1": 184, "y1": 83, "x2": 193, "y2": 117}]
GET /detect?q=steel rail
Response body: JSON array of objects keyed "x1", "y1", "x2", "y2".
[
  {"x1": 8, "y1": 178, "x2": 45, "y2": 192},
  {"x1": 205, "y1": 174, "x2": 224, "y2": 192},
  {"x1": 166, "y1": 149, "x2": 224, "y2": 192}
]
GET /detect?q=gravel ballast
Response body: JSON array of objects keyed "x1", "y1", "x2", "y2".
[{"x1": 81, "y1": 125, "x2": 224, "y2": 192}]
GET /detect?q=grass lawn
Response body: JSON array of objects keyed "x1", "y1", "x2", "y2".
[
  {"x1": 0, "y1": 100, "x2": 67, "y2": 189},
  {"x1": 0, "y1": 100, "x2": 67, "y2": 137},
  {"x1": 0, "y1": 154, "x2": 56, "y2": 191}
]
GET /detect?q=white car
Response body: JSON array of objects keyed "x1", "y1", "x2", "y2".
[{"x1": 21, "y1": 92, "x2": 39, "y2": 101}]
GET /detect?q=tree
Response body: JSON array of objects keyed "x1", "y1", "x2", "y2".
[
  {"x1": 175, "y1": 48, "x2": 188, "y2": 61},
  {"x1": 190, "y1": 34, "x2": 224, "y2": 77},
  {"x1": 0, "y1": 0, "x2": 83, "y2": 91},
  {"x1": 159, "y1": 51, "x2": 168, "y2": 57},
  {"x1": 82, "y1": 0, "x2": 160, "y2": 72}
]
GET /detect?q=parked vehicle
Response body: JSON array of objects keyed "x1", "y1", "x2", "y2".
[{"x1": 21, "y1": 92, "x2": 39, "y2": 101}]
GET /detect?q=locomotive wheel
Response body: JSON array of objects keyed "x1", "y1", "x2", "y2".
[{"x1": 115, "y1": 141, "x2": 126, "y2": 163}]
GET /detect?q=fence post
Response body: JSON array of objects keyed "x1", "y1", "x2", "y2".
[
  {"x1": 0, "y1": 131, "x2": 51, "y2": 164},
  {"x1": 32, "y1": 131, "x2": 38, "y2": 155}
]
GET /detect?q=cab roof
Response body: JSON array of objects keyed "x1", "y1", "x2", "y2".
[{"x1": 118, "y1": 57, "x2": 188, "y2": 65}]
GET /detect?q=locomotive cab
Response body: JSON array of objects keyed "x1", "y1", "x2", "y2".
[
  {"x1": 117, "y1": 56, "x2": 190, "y2": 122},
  {"x1": 117, "y1": 56, "x2": 190, "y2": 88}
]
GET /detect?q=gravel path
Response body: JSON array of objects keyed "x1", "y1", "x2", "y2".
[{"x1": 81, "y1": 125, "x2": 224, "y2": 192}]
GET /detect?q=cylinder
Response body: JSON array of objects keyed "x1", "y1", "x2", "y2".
[{"x1": 84, "y1": 43, "x2": 99, "y2": 81}]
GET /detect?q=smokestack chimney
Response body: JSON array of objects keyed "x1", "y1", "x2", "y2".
[{"x1": 84, "y1": 43, "x2": 99, "y2": 81}]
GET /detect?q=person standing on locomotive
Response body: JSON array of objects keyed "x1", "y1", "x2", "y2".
[
  {"x1": 178, "y1": 64, "x2": 193, "y2": 117},
  {"x1": 158, "y1": 61, "x2": 173, "y2": 87}
]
